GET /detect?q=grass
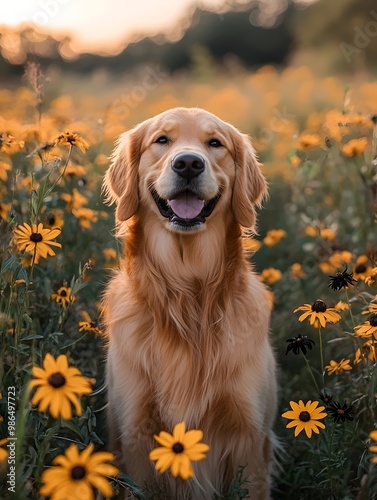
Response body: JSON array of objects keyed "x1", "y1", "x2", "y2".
[{"x1": 0, "y1": 62, "x2": 377, "y2": 499}]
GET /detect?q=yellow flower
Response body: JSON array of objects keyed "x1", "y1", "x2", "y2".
[
  {"x1": 0, "y1": 132, "x2": 24, "y2": 154},
  {"x1": 354, "y1": 341, "x2": 376, "y2": 364},
  {"x1": 369, "y1": 430, "x2": 377, "y2": 464},
  {"x1": 354, "y1": 315, "x2": 377, "y2": 339},
  {"x1": 297, "y1": 133, "x2": 321, "y2": 150},
  {"x1": 0, "y1": 160, "x2": 11, "y2": 181},
  {"x1": 149, "y1": 422, "x2": 209, "y2": 480},
  {"x1": 319, "y1": 228, "x2": 337, "y2": 241},
  {"x1": 263, "y1": 229, "x2": 286, "y2": 247},
  {"x1": 61, "y1": 188, "x2": 89, "y2": 210},
  {"x1": 294, "y1": 299, "x2": 341, "y2": 328},
  {"x1": 50, "y1": 286, "x2": 75, "y2": 308},
  {"x1": 325, "y1": 358, "x2": 352, "y2": 375},
  {"x1": 61, "y1": 163, "x2": 86, "y2": 176},
  {"x1": 40, "y1": 443, "x2": 118, "y2": 499},
  {"x1": 304, "y1": 225, "x2": 336, "y2": 241},
  {"x1": 291, "y1": 263, "x2": 305, "y2": 279},
  {"x1": 334, "y1": 300, "x2": 349, "y2": 312},
  {"x1": 242, "y1": 237, "x2": 261, "y2": 253},
  {"x1": 54, "y1": 131, "x2": 90, "y2": 153},
  {"x1": 260, "y1": 267, "x2": 282, "y2": 285},
  {"x1": 29, "y1": 353, "x2": 93, "y2": 420},
  {"x1": 0, "y1": 438, "x2": 8, "y2": 463},
  {"x1": 342, "y1": 137, "x2": 368, "y2": 157},
  {"x1": 282, "y1": 400, "x2": 327, "y2": 438},
  {"x1": 45, "y1": 209, "x2": 65, "y2": 230},
  {"x1": 72, "y1": 208, "x2": 99, "y2": 230},
  {"x1": 353, "y1": 255, "x2": 374, "y2": 281},
  {"x1": 0, "y1": 201, "x2": 12, "y2": 220},
  {"x1": 78, "y1": 312, "x2": 103, "y2": 335},
  {"x1": 365, "y1": 267, "x2": 377, "y2": 286},
  {"x1": 290, "y1": 155, "x2": 301, "y2": 167},
  {"x1": 13, "y1": 222, "x2": 62, "y2": 262}
]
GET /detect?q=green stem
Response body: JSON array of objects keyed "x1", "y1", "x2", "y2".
[
  {"x1": 318, "y1": 326, "x2": 325, "y2": 388},
  {"x1": 344, "y1": 288, "x2": 355, "y2": 329},
  {"x1": 302, "y1": 353, "x2": 320, "y2": 393}
]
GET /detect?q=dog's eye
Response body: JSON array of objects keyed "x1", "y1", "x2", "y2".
[
  {"x1": 209, "y1": 139, "x2": 223, "y2": 148},
  {"x1": 155, "y1": 136, "x2": 168, "y2": 144}
]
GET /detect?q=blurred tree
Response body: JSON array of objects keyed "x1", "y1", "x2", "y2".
[
  {"x1": 292, "y1": 0, "x2": 377, "y2": 74},
  {"x1": 0, "y1": 2, "x2": 294, "y2": 78}
]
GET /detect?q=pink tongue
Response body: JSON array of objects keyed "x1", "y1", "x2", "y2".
[{"x1": 169, "y1": 193, "x2": 205, "y2": 219}]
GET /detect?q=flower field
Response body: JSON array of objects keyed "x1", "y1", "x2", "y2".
[{"x1": 1, "y1": 62, "x2": 377, "y2": 499}]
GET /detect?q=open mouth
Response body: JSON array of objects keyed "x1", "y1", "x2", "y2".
[{"x1": 151, "y1": 189, "x2": 220, "y2": 229}]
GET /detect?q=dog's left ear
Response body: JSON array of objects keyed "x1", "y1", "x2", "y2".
[
  {"x1": 102, "y1": 122, "x2": 145, "y2": 221},
  {"x1": 231, "y1": 132, "x2": 268, "y2": 230}
]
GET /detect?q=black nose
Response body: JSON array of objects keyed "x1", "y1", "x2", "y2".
[{"x1": 171, "y1": 153, "x2": 205, "y2": 180}]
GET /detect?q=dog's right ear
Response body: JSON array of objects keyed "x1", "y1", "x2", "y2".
[{"x1": 103, "y1": 124, "x2": 145, "y2": 221}]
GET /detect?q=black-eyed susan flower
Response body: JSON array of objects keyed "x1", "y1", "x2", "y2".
[
  {"x1": 29, "y1": 353, "x2": 93, "y2": 420},
  {"x1": 0, "y1": 201, "x2": 12, "y2": 220},
  {"x1": 319, "y1": 392, "x2": 334, "y2": 406},
  {"x1": 353, "y1": 255, "x2": 374, "y2": 281},
  {"x1": 242, "y1": 237, "x2": 262, "y2": 253},
  {"x1": 294, "y1": 299, "x2": 341, "y2": 328},
  {"x1": 0, "y1": 438, "x2": 8, "y2": 462},
  {"x1": 149, "y1": 422, "x2": 209, "y2": 480},
  {"x1": 354, "y1": 315, "x2": 377, "y2": 339},
  {"x1": 14, "y1": 222, "x2": 61, "y2": 262},
  {"x1": 78, "y1": 312, "x2": 103, "y2": 335},
  {"x1": 365, "y1": 268, "x2": 377, "y2": 286},
  {"x1": 291, "y1": 263, "x2": 305, "y2": 279},
  {"x1": 54, "y1": 131, "x2": 89, "y2": 153},
  {"x1": 0, "y1": 160, "x2": 11, "y2": 181},
  {"x1": 0, "y1": 132, "x2": 24, "y2": 154},
  {"x1": 328, "y1": 267, "x2": 356, "y2": 291},
  {"x1": 263, "y1": 229, "x2": 286, "y2": 246},
  {"x1": 61, "y1": 188, "x2": 89, "y2": 210},
  {"x1": 260, "y1": 267, "x2": 282, "y2": 285},
  {"x1": 45, "y1": 209, "x2": 64, "y2": 230},
  {"x1": 326, "y1": 401, "x2": 354, "y2": 423},
  {"x1": 342, "y1": 137, "x2": 368, "y2": 157},
  {"x1": 50, "y1": 286, "x2": 75, "y2": 308},
  {"x1": 297, "y1": 133, "x2": 321, "y2": 150},
  {"x1": 282, "y1": 400, "x2": 327, "y2": 438},
  {"x1": 334, "y1": 300, "x2": 349, "y2": 312},
  {"x1": 369, "y1": 430, "x2": 377, "y2": 463},
  {"x1": 325, "y1": 358, "x2": 352, "y2": 375},
  {"x1": 285, "y1": 334, "x2": 315, "y2": 355},
  {"x1": 39, "y1": 443, "x2": 118, "y2": 499},
  {"x1": 354, "y1": 341, "x2": 376, "y2": 364}
]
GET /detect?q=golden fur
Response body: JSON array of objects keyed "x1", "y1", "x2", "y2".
[{"x1": 102, "y1": 107, "x2": 277, "y2": 499}]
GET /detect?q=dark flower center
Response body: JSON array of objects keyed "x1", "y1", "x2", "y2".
[
  {"x1": 299, "y1": 411, "x2": 311, "y2": 422},
  {"x1": 172, "y1": 442, "x2": 184, "y2": 453},
  {"x1": 355, "y1": 263, "x2": 367, "y2": 273},
  {"x1": 48, "y1": 372, "x2": 66, "y2": 388},
  {"x1": 30, "y1": 232, "x2": 43, "y2": 243},
  {"x1": 48, "y1": 215, "x2": 56, "y2": 225},
  {"x1": 370, "y1": 315, "x2": 377, "y2": 327},
  {"x1": 337, "y1": 409, "x2": 345, "y2": 415},
  {"x1": 311, "y1": 300, "x2": 327, "y2": 313},
  {"x1": 60, "y1": 290, "x2": 67, "y2": 297},
  {"x1": 71, "y1": 465, "x2": 86, "y2": 480}
]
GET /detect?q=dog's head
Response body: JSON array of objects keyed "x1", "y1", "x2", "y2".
[{"x1": 103, "y1": 107, "x2": 267, "y2": 233}]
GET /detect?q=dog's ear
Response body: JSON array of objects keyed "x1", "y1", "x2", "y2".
[
  {"x1": 231, "y1": 132, "x2": 268, "y2": 230},
  {"x1": 103, "y1": 123, "x2": 145, "y2": 221}
]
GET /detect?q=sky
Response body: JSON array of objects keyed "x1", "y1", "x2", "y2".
[{"x1": 0, "y1": 0, "x2": 232, "y2": 54}]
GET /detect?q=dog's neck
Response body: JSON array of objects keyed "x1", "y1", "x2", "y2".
[{"x1": 120, "y1": 212, "x2": 250, "y2": 343}]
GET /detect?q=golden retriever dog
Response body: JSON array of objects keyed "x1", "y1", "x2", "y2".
[{"x1": 102, "y1": 107, "x2": 277, "y2": 499}]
